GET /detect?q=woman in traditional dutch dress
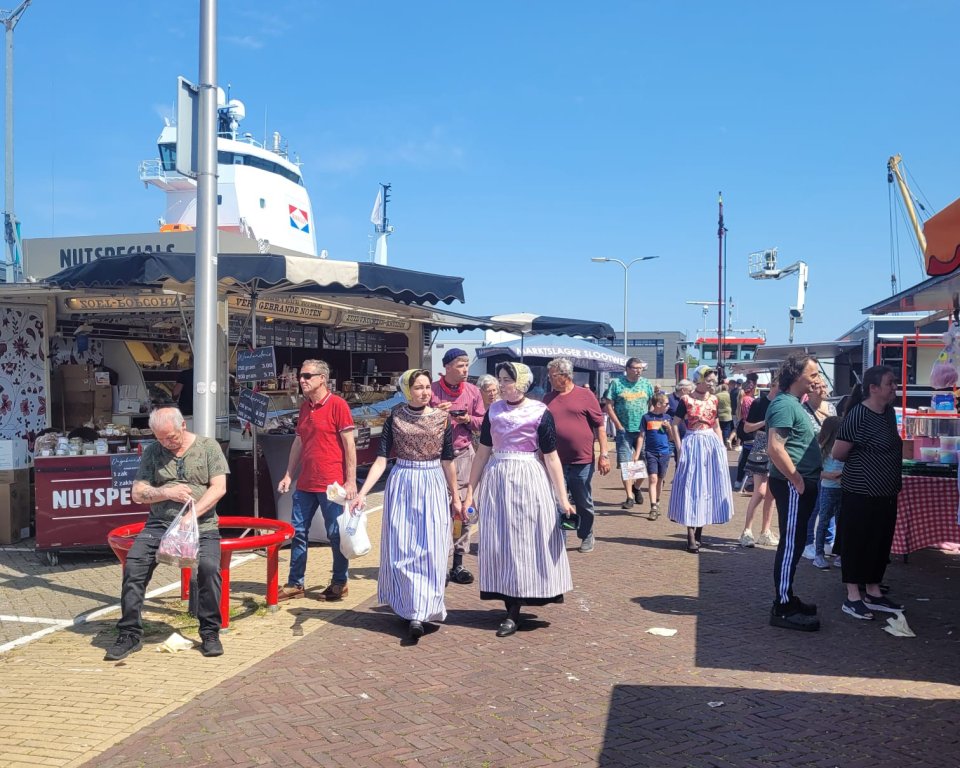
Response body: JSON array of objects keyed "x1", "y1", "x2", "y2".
[
  {"x1": 465, "y1": 362, "x2": 574, "y2": 638},
  {"x1": 669, "y1": 365, "x2": 734, "y2": 553},
  {"x1": 353, "y1": 369, "x2": 459, "y2": 640}
]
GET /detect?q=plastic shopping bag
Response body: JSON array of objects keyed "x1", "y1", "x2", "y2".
[
  {"x1": 337, "y1": 506, "x2": 371, "y2": 559},
  {"x1": 156, "y1": 499, "x2": 200, "y2": 568},
  {"x1": 620, "y1": 460, "x2": 648, "y2": 481}
]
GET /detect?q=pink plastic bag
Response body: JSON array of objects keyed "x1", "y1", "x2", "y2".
[{"x1": 156, "y1": 499, "x2": 200, "y2": 568}]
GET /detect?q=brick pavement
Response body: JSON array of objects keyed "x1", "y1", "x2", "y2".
[{"x1": 3, "y1": 456, "x2": 960, "y2": 767}]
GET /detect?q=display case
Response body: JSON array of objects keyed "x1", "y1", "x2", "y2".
[{"x1": 901, "y1": 411, "x2": 960, "y2": 470}]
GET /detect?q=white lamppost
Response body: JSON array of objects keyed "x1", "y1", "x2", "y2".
[{"x1": 591, "y1": 256, "x2": 660, "y2": 357}]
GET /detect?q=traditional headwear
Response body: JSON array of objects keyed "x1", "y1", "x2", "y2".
[
  {"x1": 442, "y1": 348, "x2": 469, "y2": 366},
  {"x1": 398, "y1": 369, "x2": 420, "y2": 402},
  {"x1": 498, "y1": 361, "x2": 533, "y2": 394},
  {"x1": 692, "y1": 365, "x2": 715, "y2": 383}
]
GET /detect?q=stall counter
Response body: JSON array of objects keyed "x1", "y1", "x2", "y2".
[{"x1": 35, "y1": 455, "x2": 149, "y2": 561}]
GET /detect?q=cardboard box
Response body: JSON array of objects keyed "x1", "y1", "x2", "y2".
[
  {"x1": 0, "y1": 478, "x2": 30, "y2": 544},
  {"x1": 0, "y1": 439, "x2": 28, "y2": 470},
  {"x1": 0, "y1": 467, "x2": 29, "y2": 485},
  {"x1": 94, "y1": 388, "x2": 112, "y2": 410},
  {"x1": 58, "y1": 364, "x2": 97, "y2": 393}
]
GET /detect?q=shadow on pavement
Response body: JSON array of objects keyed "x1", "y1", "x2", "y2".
[{"x1": 599, "y1": 684, "x2": 958, "y2": 767}]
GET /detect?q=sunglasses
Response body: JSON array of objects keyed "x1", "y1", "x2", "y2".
[
  {"x1": 299, "y1": 372, "x2": 321, "y2": 380},
  {"x1": 176, "y1": 457, "x2": 186, "y2": 481}
]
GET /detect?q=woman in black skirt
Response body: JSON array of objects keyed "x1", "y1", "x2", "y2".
[{"x1": 832, "y1": 365, "x2": 903, "y2": 621}]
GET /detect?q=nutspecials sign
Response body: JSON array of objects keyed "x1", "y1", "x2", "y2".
[
  {"x1": 23, "y1": 230, "x2": 267, "y2": 279},
  {"x1": 62, "y1": 293, "x2": 335, "y2": 324}
]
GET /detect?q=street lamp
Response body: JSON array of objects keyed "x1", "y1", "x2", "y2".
[{"x1": 591, "y1": 256, "x2": 660, "y2": 357}]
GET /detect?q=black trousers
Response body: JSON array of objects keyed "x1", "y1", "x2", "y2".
[
  {"x1": 769, "y1": 476, "x2": 819, "y2": 607},
  {"x1": 736, "y1": 442, "x2": 753, "y2": 483},
  {"x1": 838, "y1": 491, "x2": 898, "y2": 585},
  {"x1": 117, "y1": 519, "x2": 222, "y2": 638}
]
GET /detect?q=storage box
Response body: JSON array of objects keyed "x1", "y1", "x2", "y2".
[
  {"x1": 117, "y1": 398, "x2": 141, "y2": 413},
  {"x1": 0, "y1": 439, "x2": 29, "y2": 469},
  {"x1": 0, "y1": 477, "x2": 30, "y2": 544},
  {"x1": 58, "y1": 364, "x2": 97, "y2": 393},
  {"x1": 0, "y1": 466, "x2": 29, "y2": 485}
]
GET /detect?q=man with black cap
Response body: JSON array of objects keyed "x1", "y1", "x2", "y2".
[{"x1": 430, "y1": 347, "x2": 485, "y2": 584}]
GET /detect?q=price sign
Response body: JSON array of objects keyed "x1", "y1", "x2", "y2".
[
  {"x1": 237, "y1": 388, "x2": 271, "y2": 428},
  {"x1": 355, "y1": 425, "x2": 371, "y2": 450},
  {"x1": 236, "y1": 346, "x2": 277, "y2": 382},
  {"x1": 110, "y1": 453, "x2": 142, "y2": 489}
]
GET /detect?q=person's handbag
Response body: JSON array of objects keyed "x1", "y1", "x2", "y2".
[
  {"x1": 620, "y1": 460, "x2": 648, "y2": 481},
  {"x1": 156, "y1": 499, "x2": 200, "y2": 568},
  {"x1": 337, "y1": 507, "x2": 371, "y2": 559},
  {"x1": 745, "y1": 430, "x2": 769, "y2": 472}
]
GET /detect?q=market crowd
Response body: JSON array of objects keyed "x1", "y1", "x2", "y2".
[{"x1": 103, "y1": 350, "x2": 906, "y2": 660}]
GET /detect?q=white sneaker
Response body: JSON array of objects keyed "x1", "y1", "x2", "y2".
[
  {"x1": 824, "y1": 543, "x2": 833, "y2": 557},
  {"x1": 833, "y1": 556, "x2": 842, "y2": 568},
  {"x1": 812, "y1": 555, "x2": 830, "y2": 570},
  {"x1": 756, "y1": 531, "x2": 780, "y2": 546},
  {"x1": 802, "y1": 544, "x2": 816, "y2": 560},
  {"x1": 739, "y1": 530, "x2": 756, "y2": 548}
]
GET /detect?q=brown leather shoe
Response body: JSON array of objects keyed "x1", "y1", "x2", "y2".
[
  {"x1": 318, "y1": 583, "x2": 348, "y2": 601},
  {"x1": 277, "y1": 584, "x2": 305, "y2": 602}
]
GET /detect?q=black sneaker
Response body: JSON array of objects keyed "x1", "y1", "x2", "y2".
[
  {"x1": 621, "y1": 498, "x2": 635, "y2": 510},
  {"x1": 791, "y1": 596, "x2": 818, "y2": 616},
  {"x1": 448, "y1": 565, "x2": 474, "y2": 585},
  {"x1": 104, "y1": 632, "x2": 142, "y2": 661},
  {"x1": 863, "y1": 594, "x2": 904, "y2": 613},
  {"x1": 200, "y1": 634, "x2": 224, "y2": 657},
  {"x1": 633, "y1": 486, "x2": 644, "y2": 505},
  {"x1": 842, "y1": 599, "x2": 875, "y2": 620},
  {"x1": 770, "y1": 604, "x2": 821, "y2": 632}
]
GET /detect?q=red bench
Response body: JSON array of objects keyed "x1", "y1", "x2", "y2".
[{"x1": 107, "y1": 516, "x2": 295, "y2": 629}]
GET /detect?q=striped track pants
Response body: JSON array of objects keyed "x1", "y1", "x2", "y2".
[{"x1": 769, "y1": 476, "x2": 819, "y2": 606}]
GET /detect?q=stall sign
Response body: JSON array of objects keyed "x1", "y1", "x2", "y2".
[
  {"x1": 337, "y1": 310, "x2": 411, "y2": 331},
  {"x1": 230, "y1": 295, "x2": 333, "y2": 323},
  {"x1": 110, "y1": 453, "x2": 142, "y2": 488},
  {"x1": 237, "y1": 389, "x2": 271, "y2": 427},
  {"x1": 65, "y1": 294, "x2": 193, "y2": 313},
  {"x1": 236, "y1": 346, "x2": 277, "y2": 382}
]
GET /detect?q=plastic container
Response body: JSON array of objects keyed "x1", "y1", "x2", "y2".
[
  {"x1": 919, "y1": 447, "x2": 940, "y2": 462},
  {"x1": 940, "y1": 436, "x2": 960, "y2": 452},
  {"x1": 940, "y1": 450, "x2": 958, "y2": 464}
]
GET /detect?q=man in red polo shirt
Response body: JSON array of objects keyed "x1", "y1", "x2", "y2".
[
  {"x1": 430, "y1": 348, "x2": 485, "y2": 584},
  {"x1": 277, "y1": 359, "x2": 357, "y2": 601},
  {"x1": 544, "y1": 357, "x2": 610, "y2": 553}
]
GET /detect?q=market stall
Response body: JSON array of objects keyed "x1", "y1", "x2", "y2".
[
  {"x1": 861, "y1": 276, "x2": 960, "y2": 555},
  {"x1": 38, "y1": 252, "x2": 524, "y2": 546}
]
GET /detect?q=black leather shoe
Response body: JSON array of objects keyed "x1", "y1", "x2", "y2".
[
  {"x1": 792, "y1": 597, "x2": 818, "y2": 616},
  {"x1": 408, "y1": 620, "x2": 424, "y2": 639},
  {"x1": 496, "y1": 618, "x2": 518, "y2": 637}
]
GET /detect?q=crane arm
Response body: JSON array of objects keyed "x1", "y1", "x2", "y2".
[{"x1": 887, "y1": 153, "x2": 927, "y2": 254}]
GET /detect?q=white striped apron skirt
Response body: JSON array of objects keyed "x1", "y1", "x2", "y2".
[
  {"x1": 476, "y1": 451, "x2": 573, "y2": 602},
  {"x1": 667, "y1": 430, "x2": 734, "y2": 527},
  {"x1": 378, "y1": 459, "x2": 452, "y2": 622}
]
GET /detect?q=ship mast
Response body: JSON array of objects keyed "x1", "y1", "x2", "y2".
[{"x1": 370, "y1": 182, "x2": 394, "y2": 265}]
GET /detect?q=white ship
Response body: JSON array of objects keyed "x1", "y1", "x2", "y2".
[{"x1": 138, "y1": 86, "x2": 317, "y2": 256}]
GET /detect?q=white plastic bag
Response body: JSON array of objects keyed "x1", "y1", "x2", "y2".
[
  {"x1": 156, "y1": 499, "x2": 200, "y2": 568},
  {"x1": 620, "y1": 460, "x2": 648, "y2": 481},
  {"x1": 337, "y1": 506, "x2": 371, "y2": 558}
]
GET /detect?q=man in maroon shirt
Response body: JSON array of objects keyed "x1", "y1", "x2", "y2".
[
  {"x1": 277, "y1": 359, "x2": 357, "y2": 602},
  {"x1": 430, "y1": 348, "x2": 485, "y2": 584},
  {"x1": 544, "y1": 358, "x2": 610, "y2": 553}
]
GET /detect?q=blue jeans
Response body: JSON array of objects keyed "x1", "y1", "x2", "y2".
[
  {"x1": 288, "y1": 490, "x2": 348, "y2": 587},
  {"x1": 563, "y1": 462, "x2": 595, "y2": 539},
  {"x1": 815, "y1": 486, "x2": 842, "y2": 556},
  {"x1": 615, "y1": 430, "x2": 641, "y2": 464},
  {"x1": 805, "y1": 480, "x2": 836, "y2": 547}
]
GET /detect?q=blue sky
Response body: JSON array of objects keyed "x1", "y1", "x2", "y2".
[{"x1": 8, "y1": 2, "x2": 960, "y2": 344}]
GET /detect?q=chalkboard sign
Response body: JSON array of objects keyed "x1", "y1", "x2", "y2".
[
  {"x1": 237, "y1": 388, "x2": 271, "y2": 428},
  {"x1": 355, "y1": 425, "x2": 371, "y2": 450},
  {"x1": 236, "y1": 346, "x2": 277, "y2": 382},
  {"x1": 110, "y1": 453, "x2": 142, "y2": 489}
]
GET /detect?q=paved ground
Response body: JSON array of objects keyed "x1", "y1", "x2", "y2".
[{"x1": 2, "y1": 456, "x2": 960, "y2": 767}]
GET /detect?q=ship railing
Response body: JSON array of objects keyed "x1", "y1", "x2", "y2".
[{"x1": 139, "y1": 159, "x2": 188, "y2": 184}]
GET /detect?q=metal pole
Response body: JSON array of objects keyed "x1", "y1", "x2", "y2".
[
  {"x1": 4, "y1": 20, "x2": 14, "y2": 283},
  {"x1": 622, "y1": 264, "x2": 629, "y2": 357},
  {"x1": 717, "y1": 192, "x2": 725, "y2": 377},
  {"x1": 194, "y1": 0, "x2": 218, "y2": 438}
]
